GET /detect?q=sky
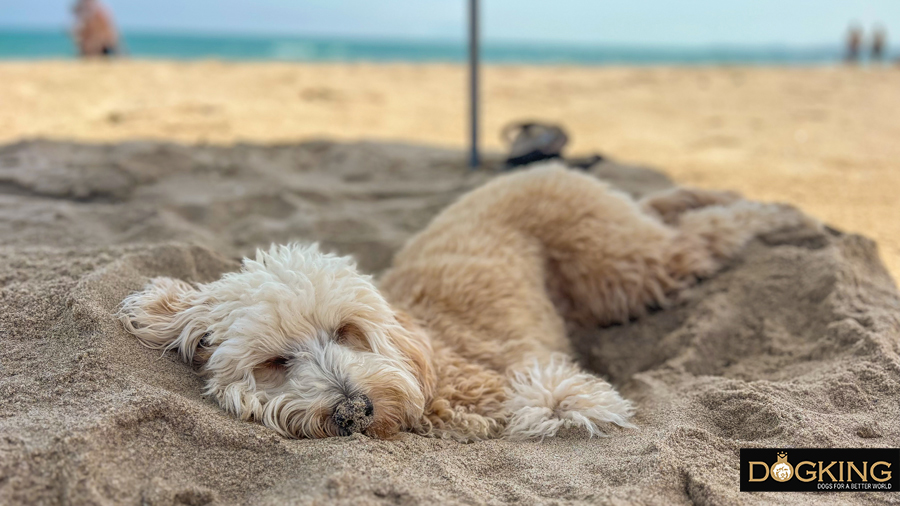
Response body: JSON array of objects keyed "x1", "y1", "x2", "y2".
[{"x1": 1, "y1": 0, "x2": 898, "y2": 46}]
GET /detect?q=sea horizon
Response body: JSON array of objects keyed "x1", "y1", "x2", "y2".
[{"x1": 0, "y1": 27, "x2": 887, "y2": 65}]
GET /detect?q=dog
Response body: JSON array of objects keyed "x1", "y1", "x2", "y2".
[{"x1": 119, "y1": 163, "x2": 816, "y2": 440}]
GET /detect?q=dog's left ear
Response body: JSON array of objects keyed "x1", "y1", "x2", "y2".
[
  {"x1": 119, "y1": 277, "x2": 215, "y2": 368},
  {"x1": 388, "y1": 311, "x2": 436, "y2": 402}
]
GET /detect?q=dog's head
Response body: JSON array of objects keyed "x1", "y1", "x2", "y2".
[{"x1": 119, "y1": 243, "x2": 433, "y2": 439}]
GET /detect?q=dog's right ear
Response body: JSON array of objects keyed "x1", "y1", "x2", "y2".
[{"x1": 119, "y1": 277, "x2": 213, "y2": 368}]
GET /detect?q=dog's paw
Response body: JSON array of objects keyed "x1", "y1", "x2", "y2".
[
  {"x1": 641, "y1": 187, "x2": 742, "y2": 225},
  {"x1": 503, "y1": 355, "x2": 634, "y2": 440}
]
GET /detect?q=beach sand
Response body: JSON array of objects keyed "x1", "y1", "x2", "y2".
[
  {"x1": 1, "y1": 140, "x2": 899, "y2": 505},
  {"x1": 1, "y1": 62, "x2": 900, "y2": 505},
  {"x1": 1, "y1": 61, "x2": 899, "y2": 277}
]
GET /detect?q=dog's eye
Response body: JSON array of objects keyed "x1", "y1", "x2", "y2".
[
  {"x1": 335, "y1": 323, "x2": 372, "y2": 352},
  {"x1": 260, "y1": 356, "x2": 291, "y2": 370},
  {"x1": 253, "y1": 355, "x2": 291, "y2": 389}
]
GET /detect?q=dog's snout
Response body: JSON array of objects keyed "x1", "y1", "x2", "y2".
[{"x1": 331, "y1": 394, "x2": 374, "y2": 434}]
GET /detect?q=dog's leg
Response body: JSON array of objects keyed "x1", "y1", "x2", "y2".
[{"x1": 495, "y1": 167, "x2": 817, "y2": 326}]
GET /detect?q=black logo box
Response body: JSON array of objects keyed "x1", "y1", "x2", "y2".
[{"x1": 741, "y1": 448, "x2": 900, "y2": 492}]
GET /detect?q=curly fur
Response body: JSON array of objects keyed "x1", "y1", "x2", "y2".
[{"x1": 119, "y1": 163, "x2": 818, "y2": 441}]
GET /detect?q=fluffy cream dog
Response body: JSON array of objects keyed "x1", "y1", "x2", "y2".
[{"x1": 120, "y1": 164, "x2": 814, "y2": 440}]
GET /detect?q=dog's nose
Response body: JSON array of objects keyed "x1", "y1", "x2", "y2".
[{"x1": 331, "y1": 394, "x2": 374, "y2": 434}]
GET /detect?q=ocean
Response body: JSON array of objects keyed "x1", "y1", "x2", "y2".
[{"x1": 0, "y1": 28, "x2": 860, "y2": 65}]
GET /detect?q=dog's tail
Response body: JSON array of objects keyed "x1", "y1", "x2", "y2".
[{"x1": 118, "y1": 277, "x2": 212, "y2": 368}]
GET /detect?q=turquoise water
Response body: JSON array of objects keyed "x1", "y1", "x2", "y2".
[{"x1": 0, "y1": 28, "x2": 857, "y2": 65}]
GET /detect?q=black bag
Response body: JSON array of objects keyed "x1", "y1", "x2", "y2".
[{"x1": 502, "y1": 122, "x2": 569, "y2": 168}]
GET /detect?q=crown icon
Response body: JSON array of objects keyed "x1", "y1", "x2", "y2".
[{"x1": 777, "y1": 452, "x2": 788, "y2": 460}]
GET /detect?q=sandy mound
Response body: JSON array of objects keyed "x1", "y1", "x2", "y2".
[{"x1": 1, "y1": 140, "x2": 898, "y2": 505}]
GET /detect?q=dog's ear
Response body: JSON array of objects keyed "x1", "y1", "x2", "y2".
[
  {"x1": 119, "y1": 277, "x2": 214, "y2": 368},
  {"x1": 389, "y1": 311, "x2": 436, "y2": 402}
]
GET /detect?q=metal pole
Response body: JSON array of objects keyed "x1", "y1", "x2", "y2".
[{"x1": 468, "y1": 0, "x2": 480, "y2": 168}]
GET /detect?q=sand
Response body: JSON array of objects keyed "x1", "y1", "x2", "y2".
[
  {"x1": 0, "y1": 62, "x2": 899, "y2": 279},
  {"x1": 1, "y1": 139, "x2": 899, "y2": 505}
]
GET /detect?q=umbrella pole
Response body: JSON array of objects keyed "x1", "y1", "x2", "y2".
[{"x1": 468, "y1": 0, "x2": 480, "y2": 168}]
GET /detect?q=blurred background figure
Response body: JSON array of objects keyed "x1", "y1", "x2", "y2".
[
  {"x1": 871, "y1": 24, "x2": 887, "y2": 61},
  {"x1": 845, "y1": 23, "x2": 862, "y2": 63},
  {"x1": 71, "y1": 0, "x2": 119, "y2": 57}
]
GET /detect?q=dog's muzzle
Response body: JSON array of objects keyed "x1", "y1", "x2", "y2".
[{"x1": 331, "y1": 394, "x2": 374, "y2": 435}]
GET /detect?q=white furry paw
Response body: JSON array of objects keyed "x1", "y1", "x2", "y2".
[{"x1": 503, "y1": 355, "x2": 634, "y2": 440}]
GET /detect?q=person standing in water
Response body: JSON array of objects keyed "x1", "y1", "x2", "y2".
[
  {"x1": 845, "y1": 23, "x2": 862, "y2": 63},
  {"x1": 72, "y1": 0, "x2": 120, "y2": 57},
  {"x1": 872, "y1": 25, "x2": 887, "y2": 62}
]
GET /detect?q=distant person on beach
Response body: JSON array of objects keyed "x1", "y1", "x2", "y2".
[
  {"x1": 72, "y1": 0, "x2": 119, "y2": 57},
  {"x1": 845, "y1": 24, "x2": 862, "y2": 63},
  {"x1": 872, "y1": 25, "x2": 887, "y2": 62}
]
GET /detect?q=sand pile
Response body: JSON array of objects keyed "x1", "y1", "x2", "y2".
[{"x1": 1, "y1": 140, "x2": 898, "y2": 505}]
